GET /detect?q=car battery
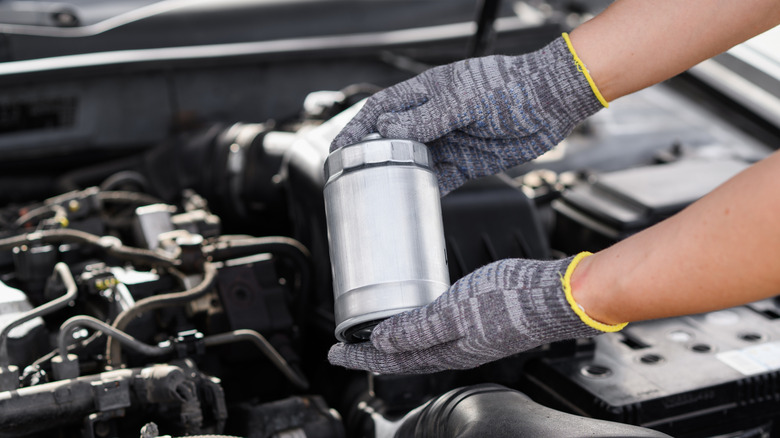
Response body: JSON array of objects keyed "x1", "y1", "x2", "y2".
[
  {"x1": 551, "y1": 158, "x2": 749, "y2": 254},
  {"x1": 522, "y1": 299, "x2": 780, "y2": 437}
]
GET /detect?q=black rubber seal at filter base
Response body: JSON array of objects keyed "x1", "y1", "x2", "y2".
[{"x1": 343, "y1": 319, "x2": 385, "y2": 343}]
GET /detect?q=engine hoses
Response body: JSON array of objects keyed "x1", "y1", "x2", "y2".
[{"x1": 105, "y1": 262, "x2": 218, "y2": 367}]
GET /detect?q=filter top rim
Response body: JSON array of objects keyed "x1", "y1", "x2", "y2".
[{"x1": 324, "y1": 137, "x2": 433, "y2": 182}]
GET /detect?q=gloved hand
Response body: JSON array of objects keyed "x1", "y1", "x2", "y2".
[
  {"x1": 330, "y1": 34, "x2": 607, "y2": 196},
  {"x1": 328, "y1": 253, "x2": 626, "y2": 374}
]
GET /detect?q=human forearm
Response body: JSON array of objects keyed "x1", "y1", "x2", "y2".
[
  {"x1": 572, "y1": 150, "x2": 780, "y2": 324},
  {"x1": 570, "y1": 0, "x2": 780, "y2": 102}
]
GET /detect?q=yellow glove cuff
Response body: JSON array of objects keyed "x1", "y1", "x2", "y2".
[
  {"x1": 562, "y1": 251, "x2": 627, "y2": 332},
  {"x1": 562, "y1": 33, "x2": 609, "y2": 109}
]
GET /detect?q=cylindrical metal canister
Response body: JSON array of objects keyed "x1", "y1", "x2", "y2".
[{"x1": 324, "y1": 136, "x2": 450, "y2": 342}]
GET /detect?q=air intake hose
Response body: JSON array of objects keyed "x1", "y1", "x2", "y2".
[{"x1": 395, "y1": 384, "x2": 671, "y2": 438}]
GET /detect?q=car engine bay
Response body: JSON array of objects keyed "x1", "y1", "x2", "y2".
[{"x1": 1, "y1": 1, "x2": 780, "y2": 437}]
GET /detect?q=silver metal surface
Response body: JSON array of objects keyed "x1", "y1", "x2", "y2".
[{"x1": 324, "y1": 136, "x2": 449, "y2": 342}]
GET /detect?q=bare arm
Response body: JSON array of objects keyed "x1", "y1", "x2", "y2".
[
  {"x1": 568, "y1": 0, "x2": 780, "y2": 324},
  {"x1": 570, "y1": 0, "x2": 780, "y2": 102},
  {"x1": 573, "y1": 149, "x2": 780, "y2": 324}
]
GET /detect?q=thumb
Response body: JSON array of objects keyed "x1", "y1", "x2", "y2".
[
  {"x1": 330, "y1": 103, "x2": 381, "y2": 151},
  {"x1": 330, "y1": 91, "x2": 430, "y2": 151}
]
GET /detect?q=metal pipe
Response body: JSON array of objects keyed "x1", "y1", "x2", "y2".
[
  {"x1": 0, "y1": 228, "x2": 179, "y2": 267},
  {"x1": 203, "y1": 329, "x2": 309, "y2": 391},
  {"x1": 58, "y1": 315, "x2": 172, "y2": 359},
  {"x1": 0, "y1": 262, "x2": 77, "y2": 367},
  {"x1": 105, "y1": 262, "x2": 218, "y2": 366},
  {"x1": 14, "y1": 204, "x2": 68, "y2": 228},
  {"x1": 205, "y1": 236, "x2": 311, "y2": 262}
]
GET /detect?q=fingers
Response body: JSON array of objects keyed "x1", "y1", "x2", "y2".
[
  {"x1": 328, "y1": 342, "x2": 439, "y2": 374},
  {"x1": 369, "y1": 301, "x2": 461, "y2": 354},
  {"x1": 329, "y1": 91, "x2": 431, "y2": 151},
  {"x1": 365, "y1": 242, "x2": 524, "y2": 356},
  {"x1": 375, "y1": 99, "x2": 445, "y2": 143},
  {"x1": 368, "y1": 266, "x2": 494, "y2": 355},
  {"x1": 428, "y1": 134, "x2": 538, "y2": 195},
  {"x1": 330, "y1": 102, "x2": 381, "y2": 151},
  {"x1": 328, "y1": 339, "x2": 476, "y2": 375},
  {"x1": 427, "y1": 136, "x2": 471, "y2": 195}
]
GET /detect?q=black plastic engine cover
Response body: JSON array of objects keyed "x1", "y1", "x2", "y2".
[{"x1": 441, "y1": 176, "x2": 550, "y2": 282}]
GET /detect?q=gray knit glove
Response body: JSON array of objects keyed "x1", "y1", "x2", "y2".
[
  {"x1": 328, "y1": 254, "x2": 626, "y2": 374},
  {"x1": 330, "y1": 36, "x2": 606, "y2": 195}
]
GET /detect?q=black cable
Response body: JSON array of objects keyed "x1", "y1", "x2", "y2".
[
  {"x1": 56, "y1": 155, "x2": 145, "y2": 193},
  {"x1": 468, "y1": 0, "x2": 502, "y2": 57},
  {"x1": 99, "y1": 170, "x2": 151, "y2": 193},
  {"x1": 339, "y1": 82, "x2": 383, "y2": 105}
]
